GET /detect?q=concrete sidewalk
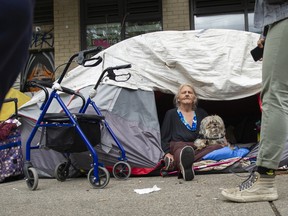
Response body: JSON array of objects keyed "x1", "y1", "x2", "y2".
[{"x1": 0, "y1": 172, "x2": 287, "y2": 216}]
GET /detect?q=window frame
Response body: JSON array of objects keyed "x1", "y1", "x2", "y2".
[
  {"x1": 80, "y1": 0, "x2": 163, "y2": 49},
  {"x1": 190, "y1": 0, "x2": 255, "y2": 31}
]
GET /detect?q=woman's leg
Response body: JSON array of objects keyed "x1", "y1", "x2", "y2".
[
  {"x1": 170, "y1": 142, "x2": 195, "y2": 180},
  {"x1": 170, "y1": 142, "x2": 187, "y2": 169}
]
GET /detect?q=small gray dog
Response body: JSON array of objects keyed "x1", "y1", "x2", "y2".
[{"x1": 194, "y1": 115, "x2": 228, "y2": 150}]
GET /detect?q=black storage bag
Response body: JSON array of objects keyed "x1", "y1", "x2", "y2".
[{"x1": 45, "y1": 119, "x2": 101, "y2": 153}]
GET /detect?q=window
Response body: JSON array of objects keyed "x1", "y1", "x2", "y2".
[
  {"x1": 248, "y1": 13, "x2": 262, "y2": 33},
  {"x1": 81, "y1": 0, "x2": 162, "y2": 49},
  {"x1": 191, "y1": 0, "x2": 256, "y2": 32},
  {"x1": 195, "y1": 13, "x2": 245, "y2": 30},
  {"x1": 86, "y1": 23, "x2": 121, "y2": 48},
  {"x1": 34, "y1": 0, "x2": 53, "y2": 24},
  {"x1": 125, "y1": 21, "x2": 162, "y2": 39}
]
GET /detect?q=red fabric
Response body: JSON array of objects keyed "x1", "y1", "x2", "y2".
[
  {"x1": 258, "y1": 93, "x2": 262, "y2": 112},
  {"x1": 106, "y1": 165, "x2": 159, "y2": 176},
  {"x1": 0, "y1": 122, "x2": 17, "y2": 141}
]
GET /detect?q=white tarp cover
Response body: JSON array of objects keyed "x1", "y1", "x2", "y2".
[
  {"x1": 22, "y1": 29, "x2": 262, "y2": 109},
  {"x1": 63, "y1": 29, "x2": 262, "y2": 100}
]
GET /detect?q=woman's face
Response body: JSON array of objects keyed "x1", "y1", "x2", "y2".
[{"x1": 178, "y1": 85, "x2": 195, "y2": 106}]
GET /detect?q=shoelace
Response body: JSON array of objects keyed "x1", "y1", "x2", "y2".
[{"x1": 238, "y1": 172, "x2": 258, "y2": 191}]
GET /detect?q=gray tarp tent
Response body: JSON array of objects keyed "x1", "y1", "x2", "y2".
[{"x1": 19, "y1": 29, "x2": 287, "y2": 177}]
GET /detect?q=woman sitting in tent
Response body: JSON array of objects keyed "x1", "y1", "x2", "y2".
[{"x1": 161, "y1": 83, "x2": 208, "y2": 181}]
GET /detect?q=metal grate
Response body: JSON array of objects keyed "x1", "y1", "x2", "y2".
[
  {"x1": 193, "y1": 0, "x2": 255, "y2": 14},
  {"x1": 126, "y1": 0, "x2": 162, "y2": 21},
  {"x1": 33, "y1": 0, "x2": 53, "y2": 24},
  {"x1": 86, "y1": 0, "x2": 120, "y2": 24},
  {"x1": 84, "y1": 0, "x2": 161, "y2": 24}
]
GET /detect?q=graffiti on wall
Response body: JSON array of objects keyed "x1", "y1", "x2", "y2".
[
  {"x1": 20, "y1": 27, "x2": 55, "y2": 92},
  {"x1": 30, "y1": 27, "x2": 54, "y2": 49},
  {"x1": 21, "y1": 51, "x2": 55, "y2": 92}
]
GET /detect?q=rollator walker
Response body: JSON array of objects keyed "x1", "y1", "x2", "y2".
[{"x1": 24, "y1": 47, "x2": 113, "y2": 190}]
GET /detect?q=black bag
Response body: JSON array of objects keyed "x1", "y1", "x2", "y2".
[{"x1": 45, "y1": 119, "x2": 101, "y2": 153}]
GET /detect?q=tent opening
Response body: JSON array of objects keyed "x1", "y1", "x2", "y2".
[{"x1": 154, "y1": 91, "x2": 261, "y2": 145}]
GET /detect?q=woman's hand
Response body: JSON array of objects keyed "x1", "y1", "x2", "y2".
[
  {"x1": 164, "y1": 153, "x2": 174, "y2": 161},
  {"x1": 257, "y1": 38, "x2": 265, "y2": 48}
]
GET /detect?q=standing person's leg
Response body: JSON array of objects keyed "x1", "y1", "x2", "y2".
[
  {"x1": 0, "y1": 0, "x2": 34, "y2": 108},
  {"x1": 257, "y1": 19, "x2": 288, "y2": 170},
  {"x1": 221, "y1": 18, "x2": 288, "y2": 202}
]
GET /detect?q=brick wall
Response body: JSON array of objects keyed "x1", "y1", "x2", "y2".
[
  {"x1": 54, "y1": 0, "x2": 80, "y2": 77},
  {"x1": 162, "y1": 0, "x2": 190, "y2": 30}
]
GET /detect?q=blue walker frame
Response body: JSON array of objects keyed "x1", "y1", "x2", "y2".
[
  {"x1": 23, "y1": 48, "x2": 110, "y2": 190},
  {"x1": 79, "y1": 64, "x2": 132, "y2": 179}
]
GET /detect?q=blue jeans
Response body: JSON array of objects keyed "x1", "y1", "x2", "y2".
[{"x1": 257, "y1": 18, "x2": 288, "y2": 169}]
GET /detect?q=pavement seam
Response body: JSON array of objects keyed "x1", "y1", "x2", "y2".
[{"x1": 269, "y1": 201, "x2": 282, "y2": 216}]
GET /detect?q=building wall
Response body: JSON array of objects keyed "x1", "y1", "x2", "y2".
[
  {"x1": 48, "y1": 0, "x2": 191, "y2": 78},
  {"x1": 53, "y1": 0, "x2": 80, "y2": 77},
  {"x1": 162, "y1": 0, "x2": 190, "y2": 30}
]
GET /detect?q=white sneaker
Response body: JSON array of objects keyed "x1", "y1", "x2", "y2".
[{"x1": 221, "y1": 172, "x2": 278, "y2": 202}]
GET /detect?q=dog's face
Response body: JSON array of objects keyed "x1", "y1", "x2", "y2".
[{"x1": 199, "y1": 115, "x2": 225, "y2": 139}]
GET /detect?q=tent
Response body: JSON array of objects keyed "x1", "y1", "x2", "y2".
[{"x1": 18, "y1": 29, "x2": 286, "y2": 177}]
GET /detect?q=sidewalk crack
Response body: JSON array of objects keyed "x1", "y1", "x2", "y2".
[{"x1": 269, "y1": 201, "x2": 281, "y2": 216}]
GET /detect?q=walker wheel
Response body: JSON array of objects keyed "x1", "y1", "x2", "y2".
[
  {"x1": 54, "y1": 162, "x2": 69, "y2": 182},
  {"x1": 25, "y1": 167, "x2": 39, "y2": 191},
  {"x1": 112, "y1": 161, "x2": 131, "y2": 180},
  {"x1": 87, "y1": 166, "x2": 110, "y2": 189}
]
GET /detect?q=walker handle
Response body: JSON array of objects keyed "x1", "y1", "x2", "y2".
[
  {"x1": 57, "y1": 47, "x2": 103, "y2": 84},
  {"x1": 93, "y1": 64, "x2": 132, "y2": 90},
  {"x1": 77, "y1": 47, "x2": 103, "y2": 67},
  {"x1": 30, "y1": 80, "x2": 86, "y2": 111},
  {"x1": 26, "y1": 81, "x2": 49, "y2": 110}
]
